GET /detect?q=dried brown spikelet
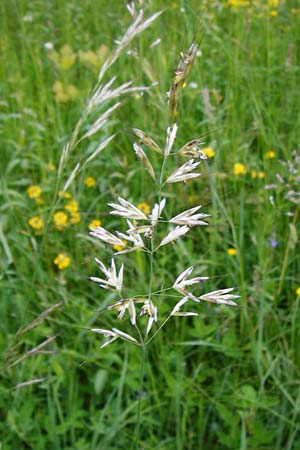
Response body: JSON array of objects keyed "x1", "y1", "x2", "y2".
[{"x1": 168, "y1": 43, "x2": 198, "y2": 126}]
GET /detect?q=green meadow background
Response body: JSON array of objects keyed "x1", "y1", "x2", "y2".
[{"x1": 1, "y1": 0, "x2": 300, "y2": 448}]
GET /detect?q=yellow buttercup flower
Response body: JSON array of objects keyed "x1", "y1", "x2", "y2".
[
  {"x1": 85, "y1": 176, "x2": 96, "y2": 188},
  {"x1": 227, "y1": 0, "x2": 250, "y2": 6},
  {"x1": 53, "y1": 211, "x2": 68, "y2": 230},
  {"x1": 233, "y1": 163, "x2": 247, "y2": 175},
  {"x1": 27, "y1": 185, "x2": 42, "y2": 199},
  {"x1": 202, "y1": 147, "x2": 215, "y2": 158},
  {"x1": 47, "y1": 162, "x2": 55, "y2": 171},
  {"x1": 269, "y1": 0, "x2": 279, "y2": 7},
  {"x1": 270, "y1": 10, "x2": 278, "y2": 16},
  {"x1": 58, "y1": 191, "x2": 72, "y2": 199},
  {"x1": 89, "y1": 219, "x2": 102, "y2": 230},
  {"x1": 53, "y1": 253, "x2": 71, "y2": 270},
  {"x1": 265, "y1": 151, "x2": 276, "y2": 159},
  {"x1": 251, "y1": 170, "x2": 257, "y2": 179},
  {"x1": 227, "y1": 248, "x2": 237, "y2": 256},
  {"x1": 28, "y1": 216, "x2": 44, "y2": 230},
  {"x1": 137, "y1": 202, "x2": 151, "y2": 216},
  {"x1": 65, "y1": 199, "x2": 79, "y2": 213},
  {"x1": 70, "y1": 212, "x2": 80, "y2": 224},
  {"x1": 296, "y1": 287, "x2": 300, "y2": 297},
  {"x1": 258, "y1": 171, "x2": 265, "y2": 179},
  {"x1": 113, "y1": 240, "x2": 127, "y2": 252}
]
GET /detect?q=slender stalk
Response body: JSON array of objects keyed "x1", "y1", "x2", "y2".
[
  {"x1": 134, "y1": 345, "x2": 147, "y2": 449},
  {"x1": 277, "y1": 207, "x2": 299, "y2": 298}
]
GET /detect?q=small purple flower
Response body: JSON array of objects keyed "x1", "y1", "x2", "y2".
[{"x1": 270, "y1": 236, "x2": 278, "y2": 248}]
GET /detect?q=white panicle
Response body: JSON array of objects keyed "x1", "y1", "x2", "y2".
[
  {"x1": 85, "y1": 135, "x2": 116, "y2": 165},
  {"x1": 169, "y1": 206, "x2": 209, "y2": 226},
  {"x1": 177, "y1": 138, "x2": 206, "y2": 158},
  {"x1": 91, "y1": 327, "x2": 138, "y2": 348},
  {"x1": 111, "y1": 328, "x2": 138, "y2": 344},
  {"x1": 166, "y1": 159, "x2": 201, "y2": 184},
  {"x1": 116, "y1": 220, "x2": 145, "y2": 252},
  {"x1": 83, "y1": 103, "x2": 121, "y2": 139},
  {"x1": 133, "y1": 143, "x2": 156, "y2": 180},
  {"x1": 91, "y1": 328, "x2": 119, "y2": 349},
  {"x1": 164, "y1": 123, "x2": 178, "y2": 158},
  {"x1": 158, "y1": 225, "x2": 189, "y2": 248},
  {"x1": 89, "y1": 226, "x2": 124, "y2": 247},
  {"x1": 108, "y1": 197, "x2": 147, "y2": 220},
  {"x1": 97, "y1": 10, "x2": 162, "y2": 83},
  {"x1": 199, "y1": 288, "x2": 239, "y2": 306},
  {"x1": 132, "y1": 128, "x2": 162, "y2": 154},
  {"x1": 107, "y1": 298, "x2": 136, "y2": 325},
  {"x1": 173, "y1": 266, "x2": 209, "y2": 295},
  {"x1": 171, "y1": 296, "x2": 198, "y2": 316},
  {"x1": 149, "y1": 38, "x2": 161, "y2": 49},
  {"x1": 62, "y1": 162, "x2": 80, "y2": 193},
  {"x1": 126, "y1": 2, "x2": 135, "y2": 17},
  {"x1": 149, "y1": 198, "x2": 166, "y2": 227},
  {"x1": 140, "y1": 299, "x2": 158, "y2": 334},
  {"x1": 90, "y1": 258, "x2": 124, "y2": 292}
]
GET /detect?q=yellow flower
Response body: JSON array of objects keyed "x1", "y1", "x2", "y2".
[
  {"x1": 48, "y1": 44, "x2": 76, "y2": 71},
  {"x1": 70, "y1": 212, "x2": 80, "y2": 224},
  {"x1": 53, "y1": 81, "x2": 68, "y2": 103},
  {"x1": 296, "y1": 287, "x2": 300, "y2": 297},
  {"x1": 47, "y1": 162, "x2": 55, "y2": 171},
  {"x1": 53, "y1": 253, "x2": 71, "y2": 270},
  {"x1": 265, "y1": 150, "x2": 276, "y2": 159},
  {"x1": 270, "y1": 10, "x2": 278, "y2": 16},
  {"x1": 66, "y1": 84, "x2": 78, "y2": 100},
  {"x1": 28, "y1": 216, "x2": 44, "y2": 230},
  {"x1": 89, "y1": 219, "x2": 102, "y2": 230},
  {"x1": 269, "y1": 0, "x2": 279, "y2": 6},
  {"x1": 65, "y1": 199, "x2": 79, "y2": 213},
  {"x1": 53, "y1": 211, "x2": 68, "y2": 230},
  {"x1": 36, "y1": 197, "x2": 45, "y2": 205},
  {"x1": 113, "y1": 240, "x2": 127, "y2": 252},
  {"x1": 251, "y1": 170, "x2": 257, "y2": 179},
  {"x1": 258, "y1": 171, "x2": 265, "y2": 179},
  {"x1": 233, "y1": 163, "x2": 247, "y2": 175},
  {"x1": 227, "y1": 0, "x2": 250, "y2": 6},
  {"x1": 78, "y1": 45, "x2": 108, "y2": 71},
  {"x1": 137, "y1": 202, "x2": 151, "y2": 216},
  {"x1": 227, "y1": 248, "x2": 237, "y2": 256},
  {"x1": 53, "y1": 81, "x2": 78, "y2": 103},
  {"x1": 27, "y1": 185, "x2": 42, "y2": 199},
  {"x1": 202, "y1": 147, "x2": 215, "y2": 158},
  {"x1": 58, "y1": 191, "x2": 72, "y2": 199},
  {"x1": 85, "y1": 176, "x2": 96, "y2": 188}
]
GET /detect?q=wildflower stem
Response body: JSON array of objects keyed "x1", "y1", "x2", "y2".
[
  {"x1": 145, "y1": 313, "x2": 172, "y2": 346},
  {"x1": 277, "y1": 206, "x2": 299, "y2": 298},
  {"x1": 134, "y1": 345, "x2": 147, "y2": 449}
]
